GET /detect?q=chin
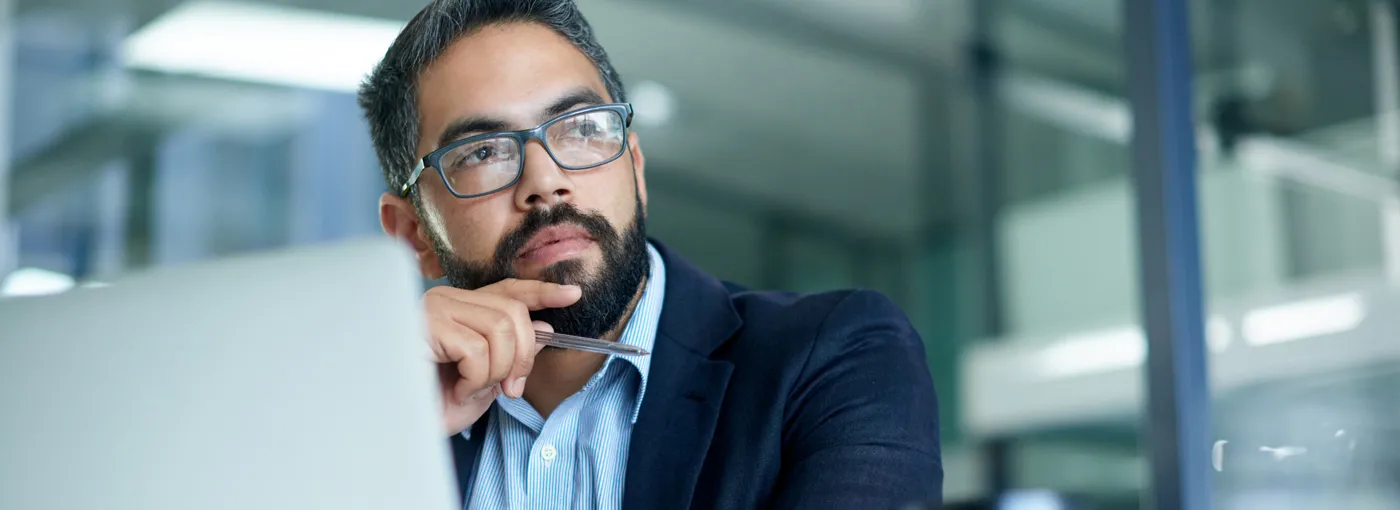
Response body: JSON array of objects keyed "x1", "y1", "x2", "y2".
[{"x1": 538, "y1": 258, "x2": 597, "y2": 286}]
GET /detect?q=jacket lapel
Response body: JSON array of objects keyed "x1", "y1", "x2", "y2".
[{"x1": 622, "y1": 241, "x2": 741, "y2": 509}]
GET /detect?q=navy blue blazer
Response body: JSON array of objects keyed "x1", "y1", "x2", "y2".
[{"x1": 450, "y1": 241, "x2": 942, "y2": 508}]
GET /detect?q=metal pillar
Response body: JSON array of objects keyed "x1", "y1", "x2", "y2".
[
  {"x1": 969, "y1": 0, "x2": 1005, "y2": 339},
  {"x1": 965, "y1": 0, "x2": 1013, "y2": 495},
  {"x1": 1369, "y1": 0, "x2": 1400, "y2": 284},
  {"x1": 1124, "y1": 0, "x2": 1212, "y2": 509},
  {"x1": 1372, "y1": 0, "x2": 1400, "y2": 173},
  {"x1": 0, "y1": 0, "x2": 15, "y2": 276}
]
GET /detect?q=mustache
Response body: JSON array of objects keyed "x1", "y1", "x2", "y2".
[{"x1": 489, "y1": 204, "x2": 618, "y2": 274}]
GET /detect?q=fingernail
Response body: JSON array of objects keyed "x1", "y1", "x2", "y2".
[{"x1": 510, "y1": 377, "x2": 527, "y2": 398}]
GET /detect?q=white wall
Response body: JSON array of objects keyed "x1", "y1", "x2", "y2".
[{"x1": 997, "y1": 166, "x2": 1301, "y2": 338}]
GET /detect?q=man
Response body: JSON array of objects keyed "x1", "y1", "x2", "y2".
[{"x1": 358, "y1": 0, "x2": 942, "y2": 508}]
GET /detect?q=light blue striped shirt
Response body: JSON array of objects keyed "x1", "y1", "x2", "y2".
[{"x1": 465, "y1": 243, "x2": 665, "y2": 510}]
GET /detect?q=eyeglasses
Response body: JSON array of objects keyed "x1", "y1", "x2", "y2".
[{"x1": 400, "y1": 103, "x2": 634, "y2": 198}]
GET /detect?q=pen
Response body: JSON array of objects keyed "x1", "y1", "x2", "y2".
[{"x1": 533, "y1": 330, "x2": 650, "y2": 356}]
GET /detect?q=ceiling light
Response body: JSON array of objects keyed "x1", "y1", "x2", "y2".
[
  {"x1": 121, "y1": 1, "x2": 403, "y2": 93},
  {"x1": 629, "y1": 80, "x2": 676, "y2": 127}
]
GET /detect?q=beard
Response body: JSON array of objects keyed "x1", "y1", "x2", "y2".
[{"x1": 430, "y1": 196, "x2": 649, "y2": 340}]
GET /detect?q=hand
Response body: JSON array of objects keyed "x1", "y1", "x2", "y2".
[{"x1": 423, "y1": 279, "x2": 582, "y2": 436}]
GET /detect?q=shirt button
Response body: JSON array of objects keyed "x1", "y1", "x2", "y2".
[{"x1": 541, "y1": 444, "x2": 557, "y2": 462}]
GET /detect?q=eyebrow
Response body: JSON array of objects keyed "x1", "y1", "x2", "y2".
[
  {"x1": 436, "y1": 117, "x2": 511, "y2": 149},
  {"x1": 435, "y1": 88, "x2": 608, "y2": 148},
  {"x1": 542, "y1": 88, "x2": 606, "y2": 120}
]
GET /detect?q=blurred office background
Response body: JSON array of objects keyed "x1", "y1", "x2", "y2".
[{"x1": 3, "y1": 0, "x2": 1399, "y2": 508}]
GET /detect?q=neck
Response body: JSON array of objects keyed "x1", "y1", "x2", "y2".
[{"x1": 523, "y1": 275, "x2": 647, "y2": 419}]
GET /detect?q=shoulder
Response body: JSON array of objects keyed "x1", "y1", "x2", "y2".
[
  {"x1": 724, "y1": 286, "x2": 923, "y2": 363},
  {"x1": 724, "y1": 287, "x2": 939, "y2": 452},
  {"x1": 727, "y1": 284, "x2": 914, "y2": 332}
]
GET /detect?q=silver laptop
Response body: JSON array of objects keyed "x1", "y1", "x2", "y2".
[{"x1": 0, "y1": 238, "x2": 458, "y2": 510}]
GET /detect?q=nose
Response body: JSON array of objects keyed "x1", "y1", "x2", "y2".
[{"x1": 512, "y1": 140, "x2": 574, "y2": 211}]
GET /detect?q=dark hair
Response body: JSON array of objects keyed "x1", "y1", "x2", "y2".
[{"x1": 357, "y1": 0, "x2": 627, "y2": 195}]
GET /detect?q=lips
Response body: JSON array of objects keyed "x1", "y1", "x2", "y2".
[{"x1": 516, "y1": 224, "x2": 595, "y2": 260}]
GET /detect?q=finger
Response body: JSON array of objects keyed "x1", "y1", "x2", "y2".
[
  {"x1": 450, "y1": 372, "x2": 475, "y2": 406},
  {"x1": 435, "y1": 291, "x2": 539, "y2": 400},
  {"x1": 495, "y1": 297, "x2": 537, "y2": 394},
  {"x1": 423, "y1": 289, "x2": 477, "y2": 363},
  {"x1": 445, "y1": 291, "x2": 538, "y2": 390},
  {"x1": 436, "y1": 325, "x2": 490, "y2": 392},
  {"x1": 478, "y1": 279, "x2": 582, "y2": 310},
  {"x1": 425, "y1": 318, "x2": 453, "y2": 363},
  {"x1": 428, "y1": 314, "x2": 483, "y2": 362},
  {"x1": 428, "y1": 291, "x2": 535, "y2": 397},
  {"x1": 504, "y1": 312, "x2": 537, "y2": 400},
  {"x1": 446, "y1": 303, "x2": 516, "y2": 391}
]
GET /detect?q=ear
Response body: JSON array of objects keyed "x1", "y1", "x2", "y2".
[
  {"x1": 627, "y1": 131, "x2": 647, "y2": 213},
  {"x1": 379, "y1": 192, "x2": 446, "y2": 279}
]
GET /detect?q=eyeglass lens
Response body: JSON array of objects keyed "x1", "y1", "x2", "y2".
[{"x1": 439, "y1": 109, "x2": 627, "y2": 196}]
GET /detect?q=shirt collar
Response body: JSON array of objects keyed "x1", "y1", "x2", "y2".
[{"x1": 611, "y1": 242, "x2": 665, "y2": 423}]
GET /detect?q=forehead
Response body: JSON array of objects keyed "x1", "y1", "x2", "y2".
[{"x1": 415, "y1": 23, "x2": 610, "y2": 145}]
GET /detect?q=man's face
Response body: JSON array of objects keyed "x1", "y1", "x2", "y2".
[{"x1": 395, "y1": 22, "x2": 649, "y2": 338}]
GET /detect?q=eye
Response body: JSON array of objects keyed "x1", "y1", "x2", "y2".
[
  {"x1": 575, "y1": 120, "x2": 602, "y2": 137},
  {"x1": 469, "y1": 146, "x2": 496, "y2": 162},
  {"x1": 563, "y1": 111, "x2": 617, "y2": 137},
  {"x1": 447, "y1": 139, "x2": 513, "y2": 170}
]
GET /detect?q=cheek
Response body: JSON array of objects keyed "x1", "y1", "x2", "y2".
[
  {"x1": 425, "y1": 193, "x2": 515, "y2": 261},
  {"x1": 575, "y1": 162, "x2": 637, "y2": 219}
]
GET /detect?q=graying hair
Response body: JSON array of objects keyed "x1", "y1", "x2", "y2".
[{"x1": 358, "y1": 0, "x2": 627, "y2": 195}]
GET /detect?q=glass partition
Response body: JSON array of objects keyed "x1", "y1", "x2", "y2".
[{"x1": 1193, "y1": 0, "x2": 1400, "y2": 507}]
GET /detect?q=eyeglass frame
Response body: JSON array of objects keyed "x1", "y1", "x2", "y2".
[{"x1": 399, "y1": 103, "x2": 635, "y2": 198}]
